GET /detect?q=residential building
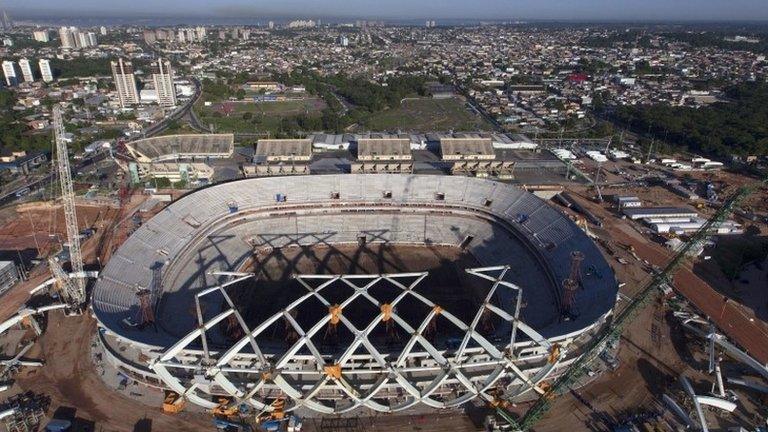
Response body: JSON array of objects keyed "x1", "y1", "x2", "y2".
[
  {"x1": 77, "y1": 32, "x2": 88, "y2": 48},
  {"x1": 111, "y1": 58, "x2": 140, "y2": 107},
  {"x1": 59, "y1": 26, "x2": 96, "y2": 49},
  {"x1": 39, "y1": 59, "x2": 53, "y2": 83},
  {"x1": 195, "y1": 26, "x2": 207, "y2": 41},
  {"x1": 151, "y1": 59, "x2": 177, "y2": 108},
  {"x1": 58, "y1": 26, "x2": 77, "y2": 49},
  {"x1": 2, "y1": 60, "x2": 17, "y2": 86},
  {"x1": 32, "y1": 30, "x2": 50, "y2": 42},
  {"x1": 18, "y1": 58, "x2": 34, "y2": 82}
]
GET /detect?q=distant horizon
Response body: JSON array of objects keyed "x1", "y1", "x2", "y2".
[
  {"x1": 4, "y1": 0, "x2": 768, "y2": 24},
  {"x1": 7, "y1": 12, "x2": 768, "y2": 28}
]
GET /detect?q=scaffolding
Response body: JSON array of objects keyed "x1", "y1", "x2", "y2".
[
  {"x1": 135, "y1": 288, "x2": 155, "y2": 328},
  {"x1": 560, "y1": 251, "x2": 584, "y2": 317}
]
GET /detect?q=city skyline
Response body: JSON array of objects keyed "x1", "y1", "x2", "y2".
[{"x1": 5, "y1": 0, "x2": 768, "y2": 22}]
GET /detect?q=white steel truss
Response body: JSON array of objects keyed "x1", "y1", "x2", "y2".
[
  {"x1": 0, "y1": 303, "x2": 69, "y2": 378},
  {"x1": 151, "y1": 266, "x2": 567, "y2": 414},
  {"x1": 52, "y1": 105, "x2": 85, "y2": 303}
]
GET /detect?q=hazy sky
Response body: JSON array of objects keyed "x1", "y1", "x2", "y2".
[{"x1": 7, "y1": 0, "x2": 768, "y2": 21}]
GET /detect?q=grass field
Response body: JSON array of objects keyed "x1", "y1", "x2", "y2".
[
  {"x1": 195, "y1": 98, "x2": 326, "y2": 134},
  {"x1": 363, "y1": 97, "x2": 493, "y2": 132},
  {"x1": 208, "y1": 99, "x2": 326, "y2": 115}
]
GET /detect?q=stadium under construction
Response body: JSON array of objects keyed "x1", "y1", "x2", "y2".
[
  {"x1": 87, "y1": 174, "x2": 618, "y2": 416},
  {"x1": 3, "y1": 126, "x2": 765, "y2": 431}
]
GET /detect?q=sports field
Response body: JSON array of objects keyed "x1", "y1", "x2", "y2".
[
  {"x1": 195, "y1": 98, "x2": 326, "y2": 133},
  {"x1": 364, "y1": 97, "x2": 493, "y2": 131}
]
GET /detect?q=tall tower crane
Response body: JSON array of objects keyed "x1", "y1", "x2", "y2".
[{"x1": 51, "y1": 105, "x2": 85, "y2": 307}]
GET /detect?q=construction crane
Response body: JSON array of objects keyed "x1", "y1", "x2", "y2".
[
  {"x1": 52, "y1": 105, "x2": 85, "y2": 308},
  {"x1": 502, "y1": 176, "x2": 766, "y2": 431},
  {"x1": 48, "y1": 258, "x2": 85, "y2": 310}
]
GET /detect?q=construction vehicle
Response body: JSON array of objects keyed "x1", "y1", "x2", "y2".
[
  {"x1": 210, "y1": 398, "x2": 254, "y2": 432},
  {"x1": 254, "y1": 399, "x2": 303, "y2": 432},
  {"x1": 256, "y1": 398, "x2": 286, "y2": 424},
  {"x1": 162, "y1": 390, "x2": 185, "y2": 414},
  {"x1": 211, "y1": 398, "x2": 301, "y2": 432},
  {"x1": 212, "y1": 398, "x2": 241, "y2": 420},
  {"x1": 213, "y1": 418, "x2": 252, "y2": 432},
  {"x1": 496, "y1": 176, "x2": 767, "y2": 430}
]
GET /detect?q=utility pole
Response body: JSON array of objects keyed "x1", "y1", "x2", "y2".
[
  {"x1": 646, "y1": 138, "x2": 655, "y2": 164},
  {"x1": 52, "y1": 105, "x2": 85, "y2": 305}
]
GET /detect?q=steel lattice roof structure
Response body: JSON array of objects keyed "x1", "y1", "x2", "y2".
[
  {"x1": 152, "y1": 268, "x2": 564, "y2": 413},
  {"x1": 91, "y1": 174, "x2": 618, "y2": 415}
]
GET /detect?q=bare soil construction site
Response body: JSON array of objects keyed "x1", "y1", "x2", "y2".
[{"x1": 0, "y1": 203, "x2": 119, "y2": 259}]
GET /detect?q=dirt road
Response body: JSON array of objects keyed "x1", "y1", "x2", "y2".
[
  {"x1": 17, "y1": 311, "x2": 213, "y2": 432},
  {"x1": 567, "y1": 191, "x2": 768, "y2": 363}
]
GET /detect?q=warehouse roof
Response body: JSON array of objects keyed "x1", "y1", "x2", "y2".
[{"x1": 623, "y1": 207, "x2": 698, "y2": 219}]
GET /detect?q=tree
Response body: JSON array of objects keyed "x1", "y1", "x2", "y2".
[
  {"x1": 611, "y1": 81, "x2": 768, "y2": 157},
  {"x1": 154, "y1": 177, "x2": 171, "y2": 188}
]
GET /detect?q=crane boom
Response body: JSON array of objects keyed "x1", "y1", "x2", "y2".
[
  {"x1": 52, "y1": 105, "x2": 85, "y2": 304},
  {"x1": 508, "y1": 177, "x2": 766, "y2": 431}
]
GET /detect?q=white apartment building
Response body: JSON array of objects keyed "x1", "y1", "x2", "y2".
[
  {"x1": 32, "y1": 30, "x2": 50, "y2": 42},
  {"x1": 195, "y1": 26, "x2": 206, "y2": 40},
  {"x1": 39, "y1": 59, "x2": 54, "y2": 83},
  {"x1": 59, "y1": 26, "x2": 77, "y2": 49},
  {"x1": 2, "y1": 60, "x2": 17, "y2": 86},
  {"x1": 152, "y1": 59, "x2": 177, "y2": 108},
  {"x1": 111, "y1": 58, "x2": 140, "y2": 107},
  {"x1": 18, "y1": 58, "x2": 34, "y2": 82}
]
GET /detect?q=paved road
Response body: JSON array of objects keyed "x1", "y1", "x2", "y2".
[
  {"x1": 0, "y1": 151, "x2": 111, "y2": 210},
  {"x1": 142, "y1": 77, "x2": 204, "y2": 138}
]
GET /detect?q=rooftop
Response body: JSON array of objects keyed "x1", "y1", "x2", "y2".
[
  {"x1": 255, "y1": 139, "x2": 313, "y2": 162},
  {"x1": 357, "y1": 138, "x2": 412, "y2": 161},
  {"x1": 440, "y1": 137, "x2": 495, "y2": 160},
  {"x1": 623, "y1": 206, "x2": 699, "y2": 219}
]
